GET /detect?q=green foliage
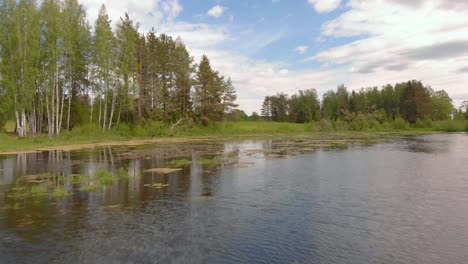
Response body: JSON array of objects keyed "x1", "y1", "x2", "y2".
[
  {"x1": 30, "y1": 185, "x2": 48, "y2": 197},
  {"x1": 95, "y1": 169, "x2": 114, "y2": 185},
  {"x1": 414, "y1": 118, "x2": 433, "y2": 129},
  {"x1": 116, "y1": 168, "x2": 130, "y2": 180},
  {"x1": 392, "y1": 118, "x2": 410, "y2": 130},
  {"x1": 432, "y1": 120, "x2": 467, "y2": 132},
  {"x1": 52, "y1": 187, "x2": 70, "y2": 199}
]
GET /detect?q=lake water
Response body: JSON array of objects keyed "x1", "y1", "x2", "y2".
[{"x1": 0, "y1": 133, "x2": 467, "y2": 264}]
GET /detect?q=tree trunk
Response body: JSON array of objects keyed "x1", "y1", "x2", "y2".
[
  {"x1": 108, "y1": 88, "x2": 116, "y2": 130},
  {"x1": 67, "y1": 91, "x2": 72, "y2": 130}
]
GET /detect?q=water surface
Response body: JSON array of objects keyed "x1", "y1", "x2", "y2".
[{"x1": 0, "y1": 133, "x2": 467, "y2": 263}]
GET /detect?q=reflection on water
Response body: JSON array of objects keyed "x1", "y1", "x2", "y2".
[{"x1": 0, "y1": 134, "x2": 467, "y2": 263}]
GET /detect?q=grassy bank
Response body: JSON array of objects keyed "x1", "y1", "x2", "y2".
[{"x1": 0, "y1": 120, "x2": 466, "y2": 153}]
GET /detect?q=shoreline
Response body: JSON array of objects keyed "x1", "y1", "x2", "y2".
[{"x1": 0, "y1": 131, "x2": 437, "y2": 155}]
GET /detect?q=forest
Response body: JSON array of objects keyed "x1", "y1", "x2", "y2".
[
  {"x1": 0, "y1": 0, "x2": 237, "y2": 137},
  {"x1": 260, "y1": 81, "x2": 468, "y2": 131},
  {"x1": 1, "y1": 0, "x2": 467, "y2": 141}
]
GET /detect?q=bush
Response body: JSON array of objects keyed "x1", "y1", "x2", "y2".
[
  {"x1": 348, "y1": 113, "x2": 368, "y2": 131},
  {"x1": 0, "y1": 112, "x2": 6, "y2": 132},
  {"x1": 392, "y1": 118, "x2": 410, "y2": 130},
  {"x1": 414, "y1": 118, "x2": 433, "y2": 129},
  {"x1": 114, "y1": 123, "x2": 132, "y2": 137},
  {"x1": 332, "y1": 120, "x2": 349, "y2": 131},
  {"x1": 367, "y1": 120, "x2": 382, "y2": 131},
  {"x1": 315, "y1": 119, "x2": 333, "y2": 132},
  {"x1": 432, "y1": 120, "x2": 466, "y2": 132}
]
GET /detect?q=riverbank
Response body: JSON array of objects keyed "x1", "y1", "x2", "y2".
[{"x1": 0, "y1": 121, "x2": 465, "y2": 154}]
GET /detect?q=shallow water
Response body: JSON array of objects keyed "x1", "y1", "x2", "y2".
[{"x1": 0, "y1": 133, "x2": 467, "y2": 264}]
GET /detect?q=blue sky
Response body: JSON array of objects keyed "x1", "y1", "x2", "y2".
[{"x1": 81, "y1": 0, "x2": 468, "y2": 113}]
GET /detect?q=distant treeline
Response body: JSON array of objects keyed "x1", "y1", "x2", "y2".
[
  {"x1": 260, "y1": 81, "x2": 468, "y2": 125},
  {"x1": 0, "y1": 0, "x2": 237, "y2": 137}
]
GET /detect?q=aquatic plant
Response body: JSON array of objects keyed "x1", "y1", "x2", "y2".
[
  {"x1": 80, "y1": 184, "x2": 103, "y2": 192},
  {"x1": 95, "y1": 169, "x2": 114, "y2": 185},
  {"x1": 52, "y1": 187, "x2": 70, "y2": 199},
  {"x1": 30, "y1": 185, "x2": 48, "y2": 197},
  {"x1": 116, "y1": 168, "x2": 130, "y2": 180},
  {"x1": 169, "y1": 159, "x2": 191, "y2": 167}
]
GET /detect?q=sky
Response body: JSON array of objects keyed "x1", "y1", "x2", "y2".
[{"x1": 79, "y1": 0, "x2": 468, "y2": 114}]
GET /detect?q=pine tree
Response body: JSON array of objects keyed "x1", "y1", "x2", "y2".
[
  {"x1": 173, "y1": 37, "x2": 193, "y2": 119},
  {"x1": 222, "y1": 77, "x2": 238, "y2": 118}
]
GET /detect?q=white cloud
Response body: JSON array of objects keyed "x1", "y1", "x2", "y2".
[
  {"x1": 294, "y1": 45, "x2": 308, "y2": 54},
  {"x1": 79, "y1": 0, "x2": 468, "y2": 113},
  {"x1": 80, "y1": 0, "x2": 182, "y2": 31},
  {"x1": 305, "y1": 0, "x2": 468, "y2": 107},
  {"x1": 207, "y1": 5, "x2": 225, "y2": 18},
  {"x1": 308, "y1": 0, "x2": 342, "y2": 13}
]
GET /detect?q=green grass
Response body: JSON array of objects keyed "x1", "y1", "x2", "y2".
[{"x1": 0, "y1": 120, "x2": 466, "y2": 153}]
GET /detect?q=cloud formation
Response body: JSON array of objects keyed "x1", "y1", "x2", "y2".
[
  {"x1": 307, "y1": 0, "x2": 342, "y2": 13},
  {"x1": 207, "y1": 5, "x2": 225, "y2": 18},
  {"x1": 294, "y1": 46, "x2": 308, "y2": 54},
  {"x1": 78, "y1": 0, "x2": 468, "y2": 112}
]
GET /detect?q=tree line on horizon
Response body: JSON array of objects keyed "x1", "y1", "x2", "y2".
[
  {"x1": 260, "y1": 80, "x2": 468, "y2": 125},
  {"x1": 0, "y1": 0, "x2": 237, "y2": 137}
]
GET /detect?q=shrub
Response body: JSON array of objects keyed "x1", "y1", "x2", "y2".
[
  {"x1": 316, "y1": 119, "x2": 333, "y2": 132},
  {"x1": 392, "y1": 118, "x2": 410, "y2": 130},
  {"x1": 368, "y1": 120, "x2": 382, "y2": 130},
  {"x1": 414, "y1": 118, "x2": 433, "y2": 129},
  {"x1": 349, "y1": 113, "x2": 368, "y2": 131},
  {"x1": 433, "y1": 120, "x2": 466, "y2": 132},
  {"x1": 332, "y1": 120, "x2": 349, "y2": 131}
]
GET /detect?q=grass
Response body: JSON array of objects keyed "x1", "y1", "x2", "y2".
[{"x1": 0, "y1": 120, "x2": 466, "y2": 153}]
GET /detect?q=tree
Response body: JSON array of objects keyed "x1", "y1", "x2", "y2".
[
  {"x1": 431, "y1": 90, "x2": 453, "y2": 120},
  {"x1": 222, "y1": 77, "x2": 238, "y2": 118},
  {"x1": 62, "y1": 0, "x2": 90, "y2": 130},
  {"x1": 400, "y1": 80, "x2": 432, "y2": 123},
  {"x1": 322, "y1": 90, "x2": 338, "y2": 120},
  {"x1": 194, "y1": 55, "x2": 224, "y2": 122},
  {"x1": 460, "y1": 101, "x2": 468, "y2": 120},
  {"x1": 112, "y1": 13, "x2": 138, "y2": 128},
  {"x1": 92, "y1": 4, "x2": 115, "y2": 129},
  {"x1": 40, "y1": 0, "x2": 66, "y2": 136},
  {"x1": 173, "y1": 37, "x2": 193, "y2": 119},
  {"x1": 261, "y1": 96, "x2": 272, "y2": 120},
  {"x1": 0, "y1": 0, "x2": 40, "y2": 136}
]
